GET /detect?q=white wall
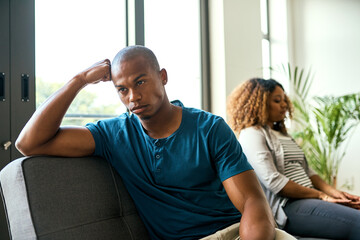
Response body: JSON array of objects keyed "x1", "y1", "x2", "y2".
[
  {"x1": 209, "y1": 0, "x2": 263, "y2": 119},
  {"x1": 287, "y1": 0, "x2": 360, "y2": 194}
]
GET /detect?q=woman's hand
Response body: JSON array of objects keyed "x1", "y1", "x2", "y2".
[
  {"x1": 311, "y1": 175, "x2": 360, "y2": 210},
  {"x1": 319, "y1": 192, "x2": 351, "y2": 204},
  {"x1": 335, "y1": 191, "x2": 360, "y2": 210},
  {"x1": 320, "y1": 191, "x2": 360, "y2": 210}
]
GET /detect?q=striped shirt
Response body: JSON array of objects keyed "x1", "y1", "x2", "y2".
[{"x1": 271, "y1": 130, "x2": 314, "y2": 188}]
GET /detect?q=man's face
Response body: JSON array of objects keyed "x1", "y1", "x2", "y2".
[{"x1": 111, "y1": 56, "x2": 167, "y2": 120}]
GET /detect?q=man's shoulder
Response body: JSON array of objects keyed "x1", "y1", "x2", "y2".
[
  {"x1": 86, "y1": 112, "x2": 135, "y2": 130},
  {"x1": 172, "y1": 100, "x2": 225, "y2": 133},
  {"x1": 174, "y1": 101, "x2": 222, "y2": 121},
  {"x1": 185, "y1": 108, "x2": 224, "y2": 129}
]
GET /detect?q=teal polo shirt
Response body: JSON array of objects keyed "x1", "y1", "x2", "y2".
[{"x1": 86, "y1": 100, "x2": 252, "y2": 239}]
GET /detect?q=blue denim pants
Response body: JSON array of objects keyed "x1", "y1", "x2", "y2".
[{"x1": 283, "y1": 198, "x2": 360, "y2": 239}]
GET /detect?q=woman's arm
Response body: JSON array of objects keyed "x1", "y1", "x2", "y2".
[
  {"x1": 310, "y1": 175, "x2": 338, "y2": 196},
  {"x1": 279, "y1": 180, "x2": 322, "y2": 199},
  {"x1": 278, "y1": 175, "x2": 355, "y2": 206},
  {"x1": 239, "y1": 127, "x2": 289, "y2": 194},
  {"x1": 240, "y1": 128, "x2": 354, "y2": 205}
]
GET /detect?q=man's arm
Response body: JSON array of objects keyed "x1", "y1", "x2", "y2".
[
  {"x1": 223, "y1": 170, "x2": 276, "y2": 240},
  {"x1": 16, "y1": 59, "x2": 111, "y2": 157}
]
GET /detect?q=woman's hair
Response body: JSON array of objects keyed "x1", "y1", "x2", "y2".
[{"x1": 227, "y1": 78, "x2": 293, "y2": 135}]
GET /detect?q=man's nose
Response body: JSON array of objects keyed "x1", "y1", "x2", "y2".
[{"x1": 129, "y1": 89, "x2": 141, "y2": 102}]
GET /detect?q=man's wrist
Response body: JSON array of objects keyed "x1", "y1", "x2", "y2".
[{"x1": 70, "y1": 74, "x2": 88, "y2": 89}]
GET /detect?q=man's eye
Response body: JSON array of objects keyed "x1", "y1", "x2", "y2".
[
  {"x1": 118, "y1": 88, "x2": 126, "y2": 93},
  {"x1": 137, "y1": 80, "x2": 144, "y2": 86}
]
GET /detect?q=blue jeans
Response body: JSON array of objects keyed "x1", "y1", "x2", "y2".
[{"x1": 283, "y1": 198, "x2": 360, "y2": 239}]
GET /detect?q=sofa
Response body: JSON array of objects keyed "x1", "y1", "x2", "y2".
[
  {"x1": 0, "y1": 156, "x2": 330, "y2": 240},
  {"x1": 0, "y1": 156, "x2": 150, "y2": 240}
]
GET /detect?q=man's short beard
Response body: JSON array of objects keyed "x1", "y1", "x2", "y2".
[{"x1": 140, "y1": 115, "x2": 152, "y2": 120}]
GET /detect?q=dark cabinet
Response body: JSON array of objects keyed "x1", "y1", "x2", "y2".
[{"x1": 0, "y1": 0, "x2": 35, "y2": 239}]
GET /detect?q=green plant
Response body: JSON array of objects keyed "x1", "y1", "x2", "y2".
[
  {"x1": 272, "y1": 64, "x2": 360, "y2": 186},
  {"x1": 36, "y1": 77, "x2": 123, "y2": 126}
]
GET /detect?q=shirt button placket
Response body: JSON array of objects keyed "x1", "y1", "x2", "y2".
[
  {"x1": 155, "y1": 141, "x2": 161, "y2": 160},
  {"x1": 154, "y1": 140, "x2": 162, "y2": 173}
]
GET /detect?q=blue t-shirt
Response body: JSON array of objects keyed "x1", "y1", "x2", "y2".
[{"x1": 86, "y1": 101, "x2": 252, "y2": 240}]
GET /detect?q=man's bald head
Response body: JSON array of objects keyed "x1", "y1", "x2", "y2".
[{"x1": 112, "y1": 45, "x2": 160, "y2": 73}]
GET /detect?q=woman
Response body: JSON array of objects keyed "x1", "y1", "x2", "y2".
[{"x1": 227, "y1": 78, "x2": 360, "y2": 239}]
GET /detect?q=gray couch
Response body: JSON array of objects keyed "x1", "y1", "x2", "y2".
[
  {"x1": 0, "y1": 156, "x2": 150, "y2": 240},
  {"x1": 0, "y1": 156, "x2": 330, "y2": 240}
]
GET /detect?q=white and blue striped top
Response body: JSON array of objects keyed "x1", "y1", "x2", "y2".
[{"x1": 271, "y1": 130, "x2": 314, "y2": 188}]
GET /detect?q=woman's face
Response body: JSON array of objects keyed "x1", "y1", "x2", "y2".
[{"x1": 267, "y1": 85, "x2": 288, "y2": 127}]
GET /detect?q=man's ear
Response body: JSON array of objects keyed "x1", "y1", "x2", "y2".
[{"x1": 160, "y1": 68, "x2": 168, "y2": 85}]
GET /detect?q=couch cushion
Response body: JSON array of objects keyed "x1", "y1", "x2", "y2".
[{"x1": 1, "y1": 156, "x2": 149, "y2": 240}]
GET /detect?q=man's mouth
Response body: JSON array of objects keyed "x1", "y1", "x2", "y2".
[{"x1": 131, "y1": 105, "x2": 148, "y2": 114}]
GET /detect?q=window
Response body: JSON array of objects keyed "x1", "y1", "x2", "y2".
[
  {"x1": 144, "y1": 0, "x2": 202, "y2": 109},
  {"x1": 35, "y1": 0, "x2": 127, "y2": 125},
  {"x1": 260, "y1": 0, "x2": 271, "y2": 79},
  {"x1": 36, "y1": 0, "x2": 206, "y2": 125}
]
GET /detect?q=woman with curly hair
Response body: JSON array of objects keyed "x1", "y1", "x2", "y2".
[{"x1": 227, "y1": 78, "x2": 360, "y2": 239}]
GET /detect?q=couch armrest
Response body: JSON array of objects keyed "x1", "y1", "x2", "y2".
[
  {"x1": 0, "y1": 157, "x2": 36, "y2": 239},
  {"x1": 0, "y1": 156, "x2": 149, "y2": 240}
]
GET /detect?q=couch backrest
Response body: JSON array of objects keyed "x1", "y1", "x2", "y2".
[{"x1": 0, "y1": 156, "x2": 150, "y2": 240}]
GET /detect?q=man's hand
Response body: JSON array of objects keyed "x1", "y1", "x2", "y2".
[{"x1": 77, "y1": 59, "x2": 111, "y2": 85}]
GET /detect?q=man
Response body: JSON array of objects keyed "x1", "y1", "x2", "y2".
[{"x1": 16, "y1": 46, "x2": 276, "y2": 239}]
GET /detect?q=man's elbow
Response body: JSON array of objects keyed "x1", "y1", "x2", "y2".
[
  {"x1": 15, "y1": 138, "x2": 33, "y2": 156},
  {"x1": 240, "y1": 221, "x2": 275, "y2": 240}
]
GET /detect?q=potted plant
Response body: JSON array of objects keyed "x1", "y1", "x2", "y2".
[{"x1": 272, "y1": 64, "x2": 360, "y2": 187}]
